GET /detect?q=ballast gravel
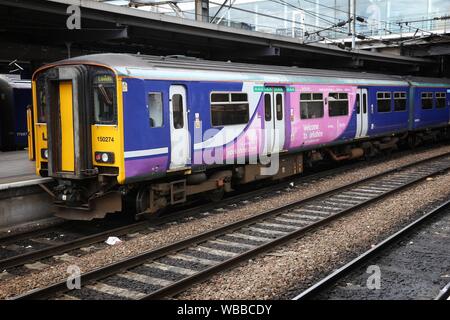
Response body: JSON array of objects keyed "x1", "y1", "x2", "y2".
[
  {"x1": 1, "y1": 145, "x2": 450, "y2": 299},
  {"x1": 178, "y1": 172, "x2": 450, "y2": 300}
]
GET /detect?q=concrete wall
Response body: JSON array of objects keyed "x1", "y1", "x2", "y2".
[{"x1": 0, "y1": 184, "x2": 54, "y2": 229}]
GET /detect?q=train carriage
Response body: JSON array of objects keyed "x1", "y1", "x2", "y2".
[
  {"x1": 408, "y1": 77, "x2": 450, "y2": 131},
  {"x1": 29, "y1": 54, "x2": 450, "y2": 220},
  {"x1": 0, "y1": 75, "x2": 31, "y2": 151}
]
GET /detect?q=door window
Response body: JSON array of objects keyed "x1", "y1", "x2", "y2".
[
  {"x1": 276, "y1": 93, "x2": 283, "y2": 120},
  {"x1": 356, "y1": 93, "x2": 360, "y2": 114},
  {"x1": 172, "y1": 94, "x2": 184, "y2": 129},
  {"x1": 363, "y1": 93, "x2": 367, "y2": 113},
  {"x1": 36, "y1": 76, "x2": 47, "y2": 123},
  {"x1": 264, "y1": 94, "x2": 272, "y2": 121}
]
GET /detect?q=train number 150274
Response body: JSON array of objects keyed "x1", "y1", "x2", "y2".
[{"x1": 97, "y1": 136, "x2": 115, "y2": 143}]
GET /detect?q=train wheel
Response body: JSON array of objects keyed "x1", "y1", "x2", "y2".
[{"x1": 134, "y1": 187, "x2": 150, "y2": 220}]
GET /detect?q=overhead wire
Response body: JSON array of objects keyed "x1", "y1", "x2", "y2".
[{"x1": 131, "y1": 0, "x2": 450, "y2": 46}]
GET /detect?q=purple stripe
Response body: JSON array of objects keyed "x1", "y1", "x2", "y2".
[{"x1": 125, "y1": 156, "x2": 168, "y2": 178}]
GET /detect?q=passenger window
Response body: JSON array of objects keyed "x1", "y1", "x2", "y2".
[
  {"x1": 210, "y1": 92, "x2": 249, "y2": 126},
  {"x1": 421, "y1": 92, "x2": 433, "y2": 109},
  {"x1": 328, "y1": 92, "x2": 348, "y2": 117},
  {"x1": 394, "y1": 92, "x2": 407, "y2": 111},
  {"x1": 377, "y1": 92, "x2": 391, "y2": 113},
  {"x1": 211, "y1": 93, "x2": 229, "y2": 102},
  {"x1": 231, "y1": 93, "x2": 247, "y2": 102},
  {"x1": 93, "y1": 74, "x2": 116, "y2": 124},
  {"x1": 172, "y1": 94, "x2": 184, "y2": 129},
  {"x1": 264, "y1": 94, "x2": 272, "y2": 121},
  {"x1": 276, "y1": 93, "x2": 283, "y2": 120},
  {"x1": 436, "y1": 92, "x2": 446, "y2": 109},
  {"x1": 148, "y1": 92, "x2": 163, "y2": 128},
  {"x1": 300, "y1": 93, "x2": 324, "y2": 119}
]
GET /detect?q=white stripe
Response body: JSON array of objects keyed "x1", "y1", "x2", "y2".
[
  {"x1": 193, "y1": 82, "x2": 261, "y2": 150},
  {"x1": 124, "y1": 147, "x2": 168, "y2": 159}
]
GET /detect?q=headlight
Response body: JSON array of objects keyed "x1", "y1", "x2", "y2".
[
  {"x1": 95, "y1": 152, "x2": 114, "y2": 164},
  {"x1": 101, "y1": 153, "x2": 109, "y2": 163},
  {"x1": 41, "y1": 149, "x2": 48, "y2": 159}
]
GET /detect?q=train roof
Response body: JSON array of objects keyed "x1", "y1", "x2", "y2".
[
  {"x1": 403, "y1": 75, "x2": 450, "y2": 88},
  {"x1": 47, "y1": 53, "x2": 450, "y2": 88},
  {"x1": 0, "y1": 75, "x2": 31, "y2": 89}
]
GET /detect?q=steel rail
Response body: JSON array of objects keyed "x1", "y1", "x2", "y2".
[
  {"x1": 0, "y1": 221, "x2": 148, "y2": 270},
  {"x1": 293, "y1": 198, "x2": 450, "y2": 300},
  {"x1": 12, "y1": 152, "x2": 450, "y2": 300},
  {"x1": 435, "y1": 282, "x2": 450, "y2": 301}
]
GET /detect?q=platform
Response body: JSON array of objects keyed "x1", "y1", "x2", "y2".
[
  {"x1": 0, "y1": 151, "x2": 52, "y2": 190},
  {"x1": 0, "y1": 150, "x2": 54, "y2": 229}
]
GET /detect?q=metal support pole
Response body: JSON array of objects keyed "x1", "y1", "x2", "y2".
[
  {"x1": 351, "y1": 0, "x2": 356, "y2": 50},
  {"x1": 195, "y1": 0, "x2": 209, "y2": 22},
  {"x1": 348, "y1": 0, "x2": 351, "y2": 36}
]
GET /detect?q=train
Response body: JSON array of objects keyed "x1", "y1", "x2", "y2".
[
  {"x1": 28, "y1": 53, "x2": 450, "y2": 220},
  {"x1": 0, "y1": 75, "x2": 31, "y2": 151}
]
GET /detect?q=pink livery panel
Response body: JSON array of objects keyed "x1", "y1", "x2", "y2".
[
  {"x1": 288, "y1": 84, "x2": 357, "y2": 149},
  {"x1": 193, "y1": 83, "x2": 357, "y2": 167}
]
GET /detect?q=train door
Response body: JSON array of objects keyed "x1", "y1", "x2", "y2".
[
  {"x1": 355, "y1": 88, "x2": 368, "y2": 138},
  {"x1": 43, "y1": 66, "x2": 92, "y2": 178},
  {"x1": 263, "y1": 88, "x2": 285, "y2": 154},
  {"x1": 26, "y1": 104, "x2": 35, "y2": 160},
  {"x1": 57, "y1": 81, "x2": 75, "y2": 172},
  {"x1": 169, "y1": 85, "x2": 190, "y2": 169}
]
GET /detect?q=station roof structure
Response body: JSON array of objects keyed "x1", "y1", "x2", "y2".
[{"x1": 0, "y1": 0, "x2": 443, "y2": 76}]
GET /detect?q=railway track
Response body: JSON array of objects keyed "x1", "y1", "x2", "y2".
[
  {"x1": 293, "y1": 198, "x2": 450, "y2": 300},
  {"x1": 12, "y1": 152, "x2": 450, "y2": 300},
  {"x1": 436, "y1": 282, "x2": 450, "y2": 300},
  {"x1": 0, "y1": 219, "x2": 150, "y2": 272},
  {"x1": 0, "y1": 146, "x2": 427, "y2": 273},
  {"x1": 0, "y1": 162, "x2": 357, "y2": 272}
]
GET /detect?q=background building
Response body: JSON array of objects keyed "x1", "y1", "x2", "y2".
[{"x1": 105, "y1": 0, "x2": 450, "y2": 43}]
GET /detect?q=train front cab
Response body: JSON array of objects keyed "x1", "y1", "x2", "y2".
[{"x1": 32, "y1": 64, "x2": 125, "y2": 220}]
